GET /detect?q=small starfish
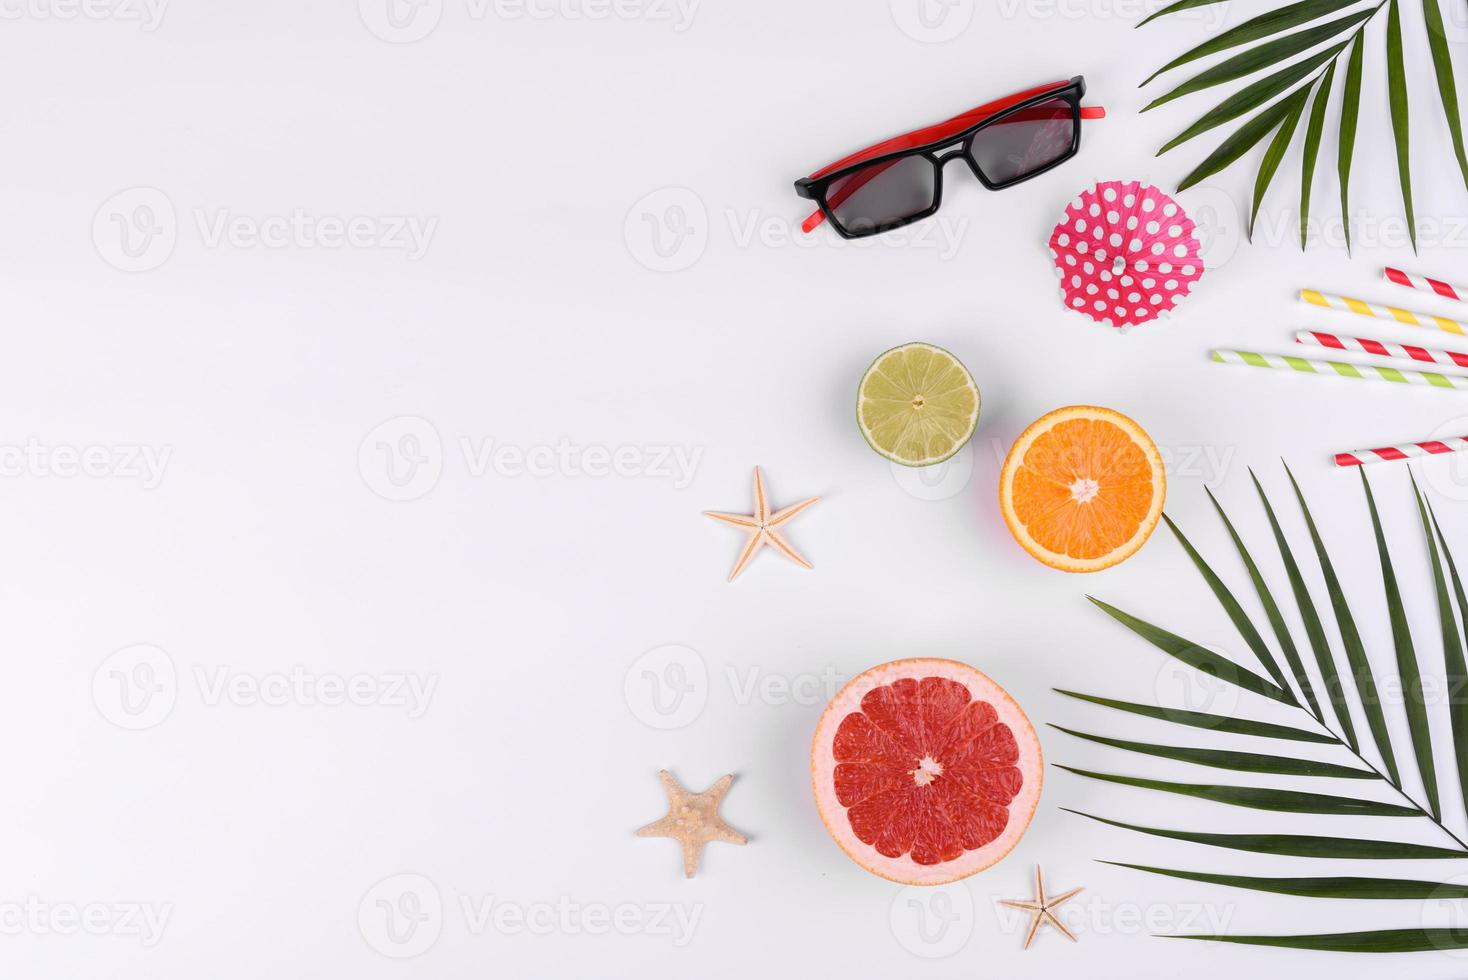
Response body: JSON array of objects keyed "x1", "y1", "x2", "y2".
[
  {"x1": 997, "y1": 866, "x2": 1084, "y2": 950},
  {"x1": 636, "y1": 770, "x2": 748, "y2": 878},
  {"x1": 703, "y1": 467, "x2": 819, "y2": 582}
]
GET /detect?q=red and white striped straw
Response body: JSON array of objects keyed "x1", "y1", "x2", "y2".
[
  {"x1": 1294, "y1": 329, "x2": 1468, "y2": 370},
  {"x1": 1385, "y1": 267, "x2": 1468, "y2": 304},
  {"x1": 1335, "y1": 437, "x2": 1468, "y2": 467}
]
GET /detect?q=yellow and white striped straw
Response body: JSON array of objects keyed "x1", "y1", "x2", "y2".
[
  {"x1": 1300, "y1": 289, "x2": 1468, "y2": 336},
  {"x1": 1211, "y1": 348, "x2": 1468, "y2": 390}
]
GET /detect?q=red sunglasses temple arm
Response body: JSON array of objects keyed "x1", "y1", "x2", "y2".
[
  {"x1": 808, "y1": 82, "x2": 1072, "y2": 179},
  {"x1": 802, "y1": 104, "x2": 1106, "y2": 234},
  {"x1": 807, "y1": 164, "x2": 888, "y2": 232}
]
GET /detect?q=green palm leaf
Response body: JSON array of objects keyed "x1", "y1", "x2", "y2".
[
  {"x1": 1054, "y1": 688, "x2": 1334, "y2": 742},
  {"x1": 1086, "y1": 596, "x2": 1291, "y2": 703},
  {"x1": 1058, "y1": 766, "x2": 1416, "y2": 815},
  {"x1": 1338, "y1": 33, "x2": 1364, "y2": 252},
  {"x1": 1160, "y1": 48, "x2": 1342, "y2": 155},
  {"x1": 1360, "y1": 469, "x2": 1438, "y2": 818},
  {"x1": 1142, "y1": 0, "x2": 1369, "y2": 86},
  {"x1": 1250, "y1": 91, "x2": 1308, "y2": 237},
  {"x1": 1425, "y1": 496, "x2": 1468, "y2": 821},
  {"x1": 1069, "y1": 466, "x2": 1468, "y2": 950},
  {"x1": 1138, "y1": 0, "x2": 1232, "y2": 29},
  {"x1": 1248, "y1": 472, "x2": 1354, "y2": 744},
  {"x1": 1300, "y1": 63, "x2": 1335, "y2": 248},
  {"x1": 1102, "y1": 862, "x2": 1468, "y2": 899},
  {"x1": 1285, "y1": 464, "x2": 1400, "y2": 782},
  {"x1": 1386, "y1": 0, "x2": 1416, "y2": 252},
  {"x1": 1176, "y1": 93, "x2": 1310, "y2": 192},
  {"x1": 1051, "y1": 726, "x2": 1374, "y2": 778},
  {"x1": 1144, "y1": 17, "x2": 1366, "y2": 111},
  {"x1": 1086, "y1": 592, "x2": 1291, "y2": 701},
  {"x1": 1161, "y1": 514, "x2": 1294, "y2": 697},
  {"x1": 1204, "y1": 488, "x2": 1323, "y2": 719},
  {"x1": 1167, "y1": 929, "x2": 1468, "y2": 952},
  {"x1": 1064, "y1": 809, "x2": 1466, "y2": 859},
  {"x1": 1142, "y1": 0, "x2": 1464, "y2": 252},
  {"x1": 1421, "y1": 0, "x2": 1468, "y2": 190}
]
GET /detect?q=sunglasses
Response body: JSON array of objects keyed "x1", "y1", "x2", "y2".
[{"x1": 795, "y1": 77, "x2": 1106, "y2": 240}]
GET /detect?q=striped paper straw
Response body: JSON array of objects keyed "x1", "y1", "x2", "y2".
[
  {"x1": 1210, "y1": 348, "x2": 1468, "y2": 390},
  {"x1": 1335, "y1": 437, "x2": 1468, "y2": 467},
  {"x1": 1385, "y1": 267, "x2": 1468, "y2": 304},
  {"x1": 1294, "y1": 330, "x2": 1468, "y2": 370},
  {"x1": 1299, "y1": 289, "x2": 1468, "y2": 336}
]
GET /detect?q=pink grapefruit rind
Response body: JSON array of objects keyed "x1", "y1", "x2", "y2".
[{"x1": 810, "y1": 658, "x2": 1043, "y2": 885}]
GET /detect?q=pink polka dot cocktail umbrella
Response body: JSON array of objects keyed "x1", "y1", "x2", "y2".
[{"x1": 1049, "y1": 179, "x2": 1204, "y2": 330}]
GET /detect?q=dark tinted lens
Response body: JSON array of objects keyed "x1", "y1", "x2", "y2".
[
  {"x1": 826, "y1": 155, "x2": 937, "y2": 235},
  {"x1": 967, "y1": 96, "x2": 1077, "y2": 185}
]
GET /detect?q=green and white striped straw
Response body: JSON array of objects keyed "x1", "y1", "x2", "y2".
[{"x1": 1210, "y1": 348, "x2": 1468, "y2": 390}]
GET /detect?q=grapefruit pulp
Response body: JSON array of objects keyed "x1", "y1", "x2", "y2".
[{"x1": 811, "y1": 659, "x2": 1042, "y2": 884}]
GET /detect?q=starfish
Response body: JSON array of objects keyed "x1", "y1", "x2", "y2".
[
  {"x1": 997, "y1": 866, "x2": 1084, "y2": 950},
  {"x1": 636, "y1": 770, "x2": 748, "y2": 878},
  {"x1": 703, "y1": 467, "x2": 820, "y2": 582}
]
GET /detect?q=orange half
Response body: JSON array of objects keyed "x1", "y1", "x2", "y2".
[{"x1": 999, "y1": 406, "x2": 1165, "y2": 573}]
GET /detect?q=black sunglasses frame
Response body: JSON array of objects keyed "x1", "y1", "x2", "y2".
[{"x1": 794, "y1": 77, "x2": 1087, "y2": 240}]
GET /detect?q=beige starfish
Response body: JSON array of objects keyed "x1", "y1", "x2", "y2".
[
  {"x1": 703, "y1": 467, "x2": 819, "y2": 582},
  {"x1": 636, "y1": 770, "x2": 748, "y2": 878},
  {"x1": 997, "y1": 866, "x2": 1084, "y2": 950}
]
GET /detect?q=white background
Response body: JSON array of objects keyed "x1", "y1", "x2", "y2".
[{"x1": 9, "y1": 0, "x2": 1468, "y2": 975}]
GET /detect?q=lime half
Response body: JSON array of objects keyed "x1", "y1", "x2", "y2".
[{"x1": 857, "y1": 343, "x2": 980, "y2": 466}]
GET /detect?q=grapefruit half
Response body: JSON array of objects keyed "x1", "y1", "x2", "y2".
[{"x1": 811, "y1": 659, "x2": 1042, "y2": 885}]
